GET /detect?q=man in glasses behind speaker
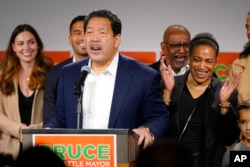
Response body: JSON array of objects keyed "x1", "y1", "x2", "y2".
[{"x1": 149, "y1": 24, "x2": 191, "y2": 76}]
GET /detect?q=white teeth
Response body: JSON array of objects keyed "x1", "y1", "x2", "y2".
[
  {"x1": 23, "y1": 52, "x2": 31, "y2": 56},
  {"x1": 92, "y1": 46, "x2": 100, "y2": 50},
  {"x1": 197, "y1": 71, "x2": 206, "y2": 75},
  {"x1": 79, "y1": 43, "x2": 85, "y2": 48}
]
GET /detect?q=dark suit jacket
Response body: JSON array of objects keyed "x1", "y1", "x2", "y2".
[
  {"x1": 43, "y1": 57, "x2": 73, "y2": 125},
  {"x1": 148, "y1": 60, "x2": 160, "y2": 72},
  {"x1": 45, "y1": 54, "x2": 170, "y2": 139},
  {"x1": 168, "y1": 71, "x2": 239, "y2": 167}
]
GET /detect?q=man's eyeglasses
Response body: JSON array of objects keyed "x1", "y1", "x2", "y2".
[{"x1": 162, "y1": 42, "x2": 189, "y2": 51}]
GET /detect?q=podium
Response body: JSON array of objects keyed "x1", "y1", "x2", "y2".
[{"x1": 22, "y1": 129, "x2": 140, "y2": 167}]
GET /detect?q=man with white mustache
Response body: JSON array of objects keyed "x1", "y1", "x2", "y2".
[{"x1": 150, "y1": 24, "x2": 190, "y2": 76}]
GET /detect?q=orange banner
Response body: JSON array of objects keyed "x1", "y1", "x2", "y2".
[
  {"x1": 0, "y1": 50, "x2": 240, "y2": 80},
  {"x1": 33, "y1": 134, "x2": 117, "y2": 167}
]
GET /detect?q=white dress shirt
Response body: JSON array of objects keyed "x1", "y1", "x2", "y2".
[{"x1": 82, "y1": 52, "x2": 118, "y2": 129}]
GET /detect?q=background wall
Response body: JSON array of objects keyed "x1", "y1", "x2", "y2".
[{"x1": 0, "y1": 0, "x2": 249, "y2": 56}]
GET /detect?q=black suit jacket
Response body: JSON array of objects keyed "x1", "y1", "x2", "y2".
[
  {"x1": 149, "y1": 60, "x2": 160, "y2": 72},
  {"x1": 43, "y1": 57, "x2": 73, "y2": 125}
]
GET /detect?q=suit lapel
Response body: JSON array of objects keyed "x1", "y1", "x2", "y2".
[{"x1": 108, "y1": 55, "x2": 132, "y2": 128}]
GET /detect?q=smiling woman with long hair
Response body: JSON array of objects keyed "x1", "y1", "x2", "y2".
[{"x1": 0, "y1": 24, "x2": 53, "y2": 159}]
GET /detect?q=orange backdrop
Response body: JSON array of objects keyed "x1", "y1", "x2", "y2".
[{"x1": 0, "y1": 50, "x2": 239, "y2": 80}]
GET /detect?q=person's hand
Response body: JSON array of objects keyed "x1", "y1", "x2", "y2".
[
  {"x1": 132, "y1": 127, "x2": 154, "y2": 149},
  {"x1": 160, "y1": 56, "x2": 175, "y2": 92},
  {"x1": 220, "y1": 71, "x2": 241, "y2": 102},
  {"x1": 19, "y1": 124, "x2": 29, "y2": 143},
  {"x1": 28, "y1": 124, "x2": 41, "y2": 129},
  {"x1": 219, "y1": 71, "x2": 241, "y2": 114}
]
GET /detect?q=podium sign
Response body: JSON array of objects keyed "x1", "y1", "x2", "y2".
[
  {"x1": 34, "y1": 134, "x2": 116, "y2": 167},
  {"x1": 22, "y1": 129, "x2": 139, "y2": 167}
]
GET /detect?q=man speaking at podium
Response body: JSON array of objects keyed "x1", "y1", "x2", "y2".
[{"x1": 45, "y1": 9, "x2": 170, "y2": 149}]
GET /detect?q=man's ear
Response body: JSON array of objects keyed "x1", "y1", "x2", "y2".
[
  {"x1": 161, "y1": 42, "x2": 167, "y2": 50},
  {"x1": 114, "y1": 34, "x2": 121, "y2": 48},
  {"x1": 68, "y1": 35, "x2": 72, "y2": 45}
]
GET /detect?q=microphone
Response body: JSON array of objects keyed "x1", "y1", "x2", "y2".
[{"x1": 74, "y1": 66, "x2": 91, "y2": 96}]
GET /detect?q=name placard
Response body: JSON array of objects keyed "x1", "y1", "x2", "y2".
[{"x1": 33, "y1": 134, "x2": 117, "y2": 167}]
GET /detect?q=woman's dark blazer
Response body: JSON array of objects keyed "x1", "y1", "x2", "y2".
[{"x1": 168, "y1": 71, "x2": 240, "y2": 167}]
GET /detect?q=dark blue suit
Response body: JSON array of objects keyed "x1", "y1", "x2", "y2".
[
  {"x1": 43, "y1": 58, "x2": 73, "y2": 125},
  {"x1": 45, "y1": 54, "x2": 170, "y2": 139}
]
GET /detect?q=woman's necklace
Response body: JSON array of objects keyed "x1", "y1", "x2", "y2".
[
  {"x1": 186, "y1": 82, "x2": 206, "y2": 92},
  {"x1": 186, "y1": 74, "x2": 211, "y2": 93},
  {"x1": 19, "y1": 71, "x2": 33, "y2": 97}
]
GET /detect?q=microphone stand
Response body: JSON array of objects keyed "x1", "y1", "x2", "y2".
[
  {"x1": 74, "y1": 66, "x2": 90, "y2": 129},
  {"x1": 76, "y1": 87, "x2": 83, "y2": 129},
  {"x1": 75, "y1": 85, "x2": 84, "y2": 129}
]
